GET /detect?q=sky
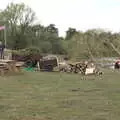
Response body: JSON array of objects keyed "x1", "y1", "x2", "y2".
[{"x1": 1, "y1": 0, "x2": 120, "y2": 36}]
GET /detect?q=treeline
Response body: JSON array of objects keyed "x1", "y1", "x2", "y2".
[
  {"x1": 64, "y1": 28, "x2": 120, "y2": 59},
  {"x1": 0, "y1": 3, "x2": 120, "y2": 60},
  {"x1": 0, "y1": 3, "x2": 65, "y2": 54}
]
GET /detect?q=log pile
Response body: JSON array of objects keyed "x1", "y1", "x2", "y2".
[{"x1": 59, "y1": 61, "x2": 102, "y2": 75}]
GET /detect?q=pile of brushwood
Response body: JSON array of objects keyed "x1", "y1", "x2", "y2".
[
  {"x1": 12, "y1": 47, "x2": 42, "y2": 67},
  {"x1": 12, "y1": 48, "x2": 58, "y2": 71}
]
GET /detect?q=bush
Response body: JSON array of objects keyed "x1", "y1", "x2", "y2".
[
  {"x1": 12, "y1": 47, "x2": 41, "y2": 56},
  {"x1": 25, "y1": 46, "x2": 41, "y2": 55}
]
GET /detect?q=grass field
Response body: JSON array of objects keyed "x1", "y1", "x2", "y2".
[{"x1": 0, "y1": 70, "x2": 120, "y2": 120}]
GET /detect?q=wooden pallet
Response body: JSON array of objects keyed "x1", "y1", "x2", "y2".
[{"x1": 0, "y1": 60, "x2": 24, "y2": 75}]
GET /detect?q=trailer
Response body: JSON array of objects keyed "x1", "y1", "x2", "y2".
[{"x1": 39, "y1": 55, "x2": 58, "y2": 71}]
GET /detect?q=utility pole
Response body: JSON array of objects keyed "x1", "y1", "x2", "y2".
[
  {"x1": 4, "y1": 25, "x2": 6, "y2": 48},
  {"x1": 0, "y1": 20, "x2": 7, "y2": 48}
]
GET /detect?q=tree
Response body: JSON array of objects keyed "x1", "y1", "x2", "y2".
[
  {"x1": 0, "y1": 3, "x2": 36, "y2": 49},
  {"x1": 65, "y1": 28, "x2": 78, "y2": 40},
  {"x1": 64, "y1": 28, "x2": 120, "y2": 60}
]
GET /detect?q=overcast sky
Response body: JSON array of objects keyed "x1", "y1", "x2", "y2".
[{"x1": 1, "y1": 0, "x2": 120, "y2": 36}]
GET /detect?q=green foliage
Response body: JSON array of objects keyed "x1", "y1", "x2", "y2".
[
  {"x1": 0, "y1": 3, "x2": 35, "y2": 49},
  {"x1": 66, "y1": 27, "x2": 78, "y2": 40},
  {"x1": 12, "y1": 46, "x2": 41, "y2": 57},
  {"x1": 25, "y1": 46, "x2": 41, "y2": 55},
  {"x1": 1, "y1": 2, "x2": 120, "y2": 59},
  {"x1": 64, "y1": 29, "x2": 120, "y2": 60},
  {"x1": 0, "y1": 3, "x2": 65, "y2": 55}
]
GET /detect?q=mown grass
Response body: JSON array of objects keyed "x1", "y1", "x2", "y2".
[{"x1": 0, "y1": 69, "x2": 120, "y2": 120}]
